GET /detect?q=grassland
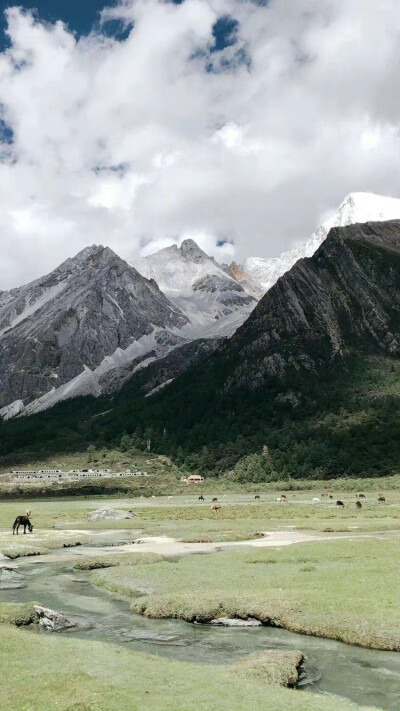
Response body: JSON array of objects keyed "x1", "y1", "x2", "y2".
[
  {"x1": 0, "y1": 488, "x2": 398, "y2": 549},
  {"x1": 87, "y1": 536, "x2": 400, "y2": 651},
  {"x1": 0, "y1": 625, "x2": 380, "y2": 711}
]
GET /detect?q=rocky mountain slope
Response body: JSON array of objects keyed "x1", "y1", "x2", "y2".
[
  {"x1": 1, "y1": 221, "x2": 399, "y2": 481},
  {"x1": 2, "y1": 193, "x2": 399, "y2": 421},
  {"x1": 241, "y1": 193, "x2": 400, "y2": 294},
  {"x1": 0, "y1": 245, "x2": 188, "y2": 415},
  {"x1": 222, "y1": 220, "x2": 400, "y2": 392},
  {"x1": 100, "y1": 336, "x2": 224, "y2": 397},
  {"x1": 97, "y1": 215, "x2": 400, "y2": 411},
  {"x1": 132, "y1": 238, "x2": 256, "y2": 335}
]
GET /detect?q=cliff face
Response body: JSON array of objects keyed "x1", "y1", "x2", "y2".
[{"x1": 222, "y1": 220, "x2": 400, "y2": 390}]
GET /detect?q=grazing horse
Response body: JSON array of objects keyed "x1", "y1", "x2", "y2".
[
  {"x1": 329, "y1": 495, "x2": 333, "y2": 499},
  {"x1": 378, "y1": 496, "x2": 386, "y2": 503},
  {"x1": 198, "y1": 495, "x2": 204, "y2": 501},
  {"x1": 356, "y1": 501, "x2": 362, "y2": 509},
  {"x1": 255, "y1": 495, "x2": 260, "y2": 500},
  {"x1": 211, "y1": 504, "x2": 221, "y2": 514},
  {"x1": 212, "y1": 497, "x2": 218, "y2": 502},
  {"x1": 12, "y1": 516, "x2": 33, "y2": 535},
  {"x1": 277, "y1": 495, "x2": 288, "y2": 503},
  {"x1": 336, "y1": 500, "x2": 344, "y2": 508},
  {"x1": 358, "y1": 494, "x2": 365, "y2": 499}
]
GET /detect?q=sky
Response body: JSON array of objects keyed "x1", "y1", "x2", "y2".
[{"x1": 0, "y1": 0, "x2": 399, "y2": 289}]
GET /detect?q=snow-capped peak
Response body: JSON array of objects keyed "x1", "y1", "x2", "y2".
[
  {"x1": 131, "y1": 239, "x2": 256, "y2": 337},
  {"x1": 243, "y1": 192, "x2": 400, "y2": 294},
  {"x1": 133, "y1": 240, "x2": 234, "y2": 296}
]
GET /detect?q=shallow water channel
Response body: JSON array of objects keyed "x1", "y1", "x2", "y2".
[{"x1": 2, "y1": 537, "x2": 400, "y2": 711}]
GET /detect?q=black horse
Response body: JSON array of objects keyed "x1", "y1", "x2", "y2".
[{"x1": 12, "y1": 516, "x2": 33, "y2": 535}]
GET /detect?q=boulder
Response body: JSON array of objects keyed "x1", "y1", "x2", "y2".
[
  {"x1": 87, "y1": 507, "x2": 137, "y2": 521},
  {"x1": 210, "y1": 617, "x2": 262, "y2": 627},
  {"x1": 34, "y1": 605, "x2": 76, "y2": 631}
]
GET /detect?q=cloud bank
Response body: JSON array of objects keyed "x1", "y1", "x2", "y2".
[{"x1": 0, "y1": 0, "x2": 399, "y2": 288}]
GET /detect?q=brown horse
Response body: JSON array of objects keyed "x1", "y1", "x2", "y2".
[
  {"x1": 211, "y1": 504, "x2": 222, "y2": 514},
  {"x1": 12, "y1": 516, "x2": 33, "y2": 535},
  {"x1": 356, "y1": 501, "x2": 362, "y2": 509}
]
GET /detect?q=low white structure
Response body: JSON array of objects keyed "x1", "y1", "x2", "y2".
[
  {"x1": 10, "y1": 469, "x2": 151, "y2": 482},
  {"x1": 180, "y1": 474, "x2": 205, "y2": 484}
]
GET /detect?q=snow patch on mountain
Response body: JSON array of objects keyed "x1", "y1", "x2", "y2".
[{"x1": 243, "y1": 193, "x2": 400, "y2": 293}]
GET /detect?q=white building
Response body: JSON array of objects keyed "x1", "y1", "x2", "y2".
[{"x1": 10, "y1": 469, "x2": 151, "y2": 482}]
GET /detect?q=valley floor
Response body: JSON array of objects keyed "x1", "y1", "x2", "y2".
[{"x1": 0, "y1": 489, "x2": 399, "y2": 711}]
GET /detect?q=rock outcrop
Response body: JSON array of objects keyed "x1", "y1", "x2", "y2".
[
  {"x1": 34, "y1": 605, "x2": 76, "y2": 631},
  {"x1": 210, "y1": 617, "x2": 262, "y2": 627},
  {"x1": 87, "y1": 508, "x2": 138, "y2": 521}
]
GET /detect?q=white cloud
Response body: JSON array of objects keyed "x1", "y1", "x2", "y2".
[{"x1": 0, "y1": 0, "x2": 399, "y2": 288}]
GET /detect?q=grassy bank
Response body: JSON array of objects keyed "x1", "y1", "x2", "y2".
[
  {"x1": 74, "y1": 552, "x2": 164, "y2": 570},
  {"x1": 0, "y1": 625, "x2": 380, "y2": 711},
  {"x1": 0, "y1": 602, "x2": 38, "y2": 626},
  {"x1": 89, "y1": 536, "x2": 400, "y2": 651},
  {"x1": 0, "y1": 530, "x2": 89, "y2": 559}
]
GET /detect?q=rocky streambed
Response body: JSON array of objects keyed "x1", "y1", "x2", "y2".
[{"x1": 1, "y1": 544, "x2": 400, "y2": 711}]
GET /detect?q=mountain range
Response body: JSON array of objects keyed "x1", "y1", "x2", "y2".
[
  {"x1": 1, "y1": 191, "x2": 399, "y2": 423},
  {"x1": 1, "y1": 215, "x2": 399, "y2": 480}
]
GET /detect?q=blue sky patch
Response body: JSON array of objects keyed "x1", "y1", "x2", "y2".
[
  {"x1": 0, "y1": 117, "x2": 13, "y2": 144},
  {"x1": 0, "y1": 1, "x2": 121, "y2": 51},
  {"x1": 211, "y1": 15, "x2": 239, "y2": 53}
]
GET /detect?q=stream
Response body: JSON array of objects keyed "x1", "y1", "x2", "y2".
[{"x1": 1, "y1": 535, "x2": 400, "y2": 711}]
